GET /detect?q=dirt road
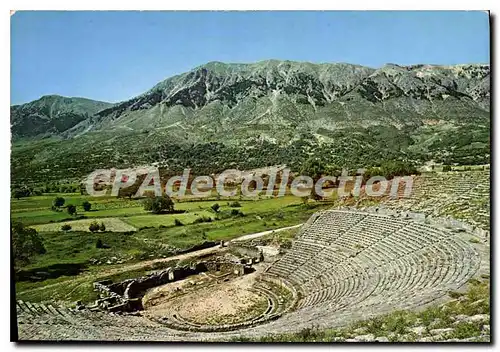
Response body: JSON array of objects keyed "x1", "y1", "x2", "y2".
[{"x1": 230, "y1": 224, "x2": 303, "y2": 242}]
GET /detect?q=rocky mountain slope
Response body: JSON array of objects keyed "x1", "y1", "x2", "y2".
[
  {"x1": 10, "y1": 61, "x2": 490, "y2": 184},
  {"x1": 11, "y1": 95, "x2": 113, "y2": 139},
  {"x1": 64, "y1": 61, "x2": 490, "y2": 138}
]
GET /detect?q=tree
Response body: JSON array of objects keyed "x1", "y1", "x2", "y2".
[
  {"x1": 99, "y1": 222, "x2": 106, "y2": 232},
  {"x1": 363, "y1": 167, "x2": 382, "y2": 183},
  {"x1": 12, "y1": 187, "x2": 30, "y2": 200},
  {"x1": 143, "y1": 194, "x2": 174, "y2": 214},
  {"x1": 53, "y1": 197, "x2": 65, "y2": 208},
  {"x1": 67, "y1": 204, "x2": 77, "y2": 216},
  {"x1": 12, "y1": 189, "x2": 24, "y2": 200},
  {"x1": 82, "y1": 201, "x2": 92, "y2": 211},
  {"x1": 89, "y1": 221, "x2": 100, "y2": 233},
  {"x1": 211, "y1": 203, "x2": 220, "y2": 213},
  {"x1": 11, "y1": 222, "x2": 46, "y2": 269},
  {"x1": 299, "y1": 157, "x2": 327, "y2": 201},
  {"x1": 300, "y1": 157, "x2": 326, "y2": 183},
  {"x1": 379, "y1": 161, "x2": 419, "y2": 179}
]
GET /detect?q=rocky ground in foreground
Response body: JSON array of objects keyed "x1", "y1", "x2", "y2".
[{"x1": 234, "y1": 277, "x2": 490, "y2": 342}]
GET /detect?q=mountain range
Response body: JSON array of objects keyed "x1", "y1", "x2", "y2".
[{"x1": 10, "y1": 60, "x2": 490, "y2": 184}]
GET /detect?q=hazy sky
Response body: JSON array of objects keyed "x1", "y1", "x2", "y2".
[{"x1": 11, "y1": 11, "x2": 490, "y2": 105}]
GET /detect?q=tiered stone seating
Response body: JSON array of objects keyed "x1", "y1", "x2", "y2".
[
  {"x1": 17, "y1": 209, "x2": 488, "y2": 341},
  {"x1": 300, "y1": 211, "x2": 366, "y2": 243},
  {"x1": 384, "y1": 170, "x2": 490, "y2": 230},
  {"x1": 259, "y1": 210, "x2": 485, "y2": 330}
]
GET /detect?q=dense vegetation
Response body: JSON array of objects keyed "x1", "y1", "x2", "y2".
[
  {"x1": 11, "y1": 222, "x2": 46, "y2": 269},
  {"x1": 11, "y1": 123, "x2": 489, "y2": 189}
]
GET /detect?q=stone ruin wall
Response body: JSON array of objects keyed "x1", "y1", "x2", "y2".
[
  {"x1": 92, "y1": 251, "x2": 262, "y2": 313},
  {"x1": 227, "y1": 243, "x2": 265, "y2": 264}
]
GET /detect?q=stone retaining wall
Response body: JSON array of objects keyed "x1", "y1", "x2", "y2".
[{"x1": 93, "y1": 258, "x2": 255, "y2": 313}]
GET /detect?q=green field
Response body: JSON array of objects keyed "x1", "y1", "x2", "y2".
[
  {"x1": 33, "y1": 218, "x2": 137, "y2": 232},
  {"x1": 11, "y1": 193, "x2": 142, "y2": 212},
  {"x1": 121, "y1": 211, "x2": 213, "y2": 228},
  {"x1": 11, "y1": 193, "x2": 303, "y2": 226}
]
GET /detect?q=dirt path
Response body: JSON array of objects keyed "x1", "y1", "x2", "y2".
[
  {"x1": 17, "y1": 224, "x2": 303, "y2": 296},
  {"x1": 230, "y1": 224, "x2": 303, "y2": 242}
]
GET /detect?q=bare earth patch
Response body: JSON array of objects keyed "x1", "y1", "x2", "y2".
[{"x1": 143, "y1": 267, "x2": 268, "y2": 325}]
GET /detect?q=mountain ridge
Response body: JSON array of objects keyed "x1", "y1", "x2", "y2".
[
  {"x1": 10, "y1": 60, "x2": 490, "y2": 184},
  {"x1": 76, "y1": 60, "x2": 488, "y2": 136},
  {"x1": 11, "y1": 60, "x2": 490, "y2": 140},
  {"x1": 11, "y1": 95, "x2": 113, "y2": 139}
]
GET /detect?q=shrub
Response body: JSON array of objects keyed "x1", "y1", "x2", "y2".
[
  {"x1": 174, "y1": 219, "x2": 184, "y2": 226},
  {"x1": 61, "y1": 224, "x2": 72, "y2": 231},
  {"x1": 194, "y1": 216, "x2": 213, "y2": 224},
  {"x1": 443, "y1": 165, "x2": 452, "y2": 172},
  {"x1": 230, "y1": 209, "x2": 245, "y2": 217},
  {"x1": 89, "y1": 221, "x2": 100, "y2": 233},
  {"x1": 95, "y1": 239, "x2": 103, "y2": 248},
  {"x1": 229, "y1": 201, "x2": 241, "y2": 208},
  {"x1": 448, "y1": 291, "x2": 463, "y2": 299},
  {"x1": 67, "y1": 204, "x2": 77, "y2": 216},
  {"x1": 296, "y1": 327, "x2": 320, "y2": 341},
  {"x1": 99, "y1": 222, "x2": 106, "y2": 232},
  {"x1": 211, "y1": 203, "x2": 220, "y2": 213},
  {"x1": 96, "y1": 238, "x2": 110, "y2": 249},
  {"x1": 82, "y1": 201, "x2": 92, "y2": 211},
  {"x1": 143, "y1": 194, "x2": 174, "y2": 214},
  {"x1": 53, "y1": 197, "x2": 65, "y2": 208}
]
